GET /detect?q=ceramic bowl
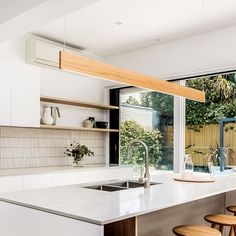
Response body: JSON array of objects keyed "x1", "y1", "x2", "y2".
[{"x1": 94, "y1": 121, "x2": 108, "y2": 129}]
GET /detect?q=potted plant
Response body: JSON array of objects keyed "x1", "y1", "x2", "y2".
[
  {"x1": 64, "y1": 142, "x2": 94, "y2": 167},
  {"x1": 207, "y1": 143, "x2": 234, "y2": 172}
]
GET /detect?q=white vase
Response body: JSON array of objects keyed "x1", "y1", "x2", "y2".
[
  {"x1": 42, "y1": 106, "x2": 54, "y2": 125},
  {"x1": 83, "y1": 119, "x2": 94, "y2": 128},
  {"x1": 72, "y1": 162, "x2": 84, "y2": 167}
]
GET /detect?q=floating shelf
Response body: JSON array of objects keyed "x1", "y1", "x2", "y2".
[
  {"x1": 40, "y1": 96, "x2": 119, "y2": 110},
  {"x1": 40, "y1": 125, "x2": 119, "y2": 133}
]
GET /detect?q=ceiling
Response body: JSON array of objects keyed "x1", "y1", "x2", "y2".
[
  {"x1": 31, "y1": 0, "x2": 236, "y2": 57},
  {"x1": 0, "y1": 0, "x2": 47, "y2": 23}
]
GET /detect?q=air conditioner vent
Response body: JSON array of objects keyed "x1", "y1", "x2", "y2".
[{"x1": 26, "y1": 37, "x2": 89, "y2": 69}]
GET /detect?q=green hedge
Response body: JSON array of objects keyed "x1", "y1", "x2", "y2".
[{"x1": 120, "y1": 120, "x2": 162, "y2": 167}]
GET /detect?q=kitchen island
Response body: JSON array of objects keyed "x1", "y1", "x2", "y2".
[{"x1": 0, "y1": 172, "x2": 236, "y2": 236}]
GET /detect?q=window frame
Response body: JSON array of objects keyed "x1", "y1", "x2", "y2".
[
  {"x1": 109, "y1": 86, "x2": 176, "y2": 169},
  {"x1": 109, "y1": 69, "x2": 236, "y2": 172}
]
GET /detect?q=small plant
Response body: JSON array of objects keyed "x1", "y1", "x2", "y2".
[
  {"x1": 208, "y1": 143, "x2": 221, "y2": 166},
  {"x1": 185, "y1": 144, "x2": 206, "y2": 155},
  {"x1": 64, "y1": 142, "x2": 94, "y2": 165},
  {"x1": 208, "y1": 143, "x2": 233, "y2": 166}
]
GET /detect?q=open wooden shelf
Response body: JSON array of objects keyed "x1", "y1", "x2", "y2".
[
  {"x1": 40, "y1": 125, "x2": 119, "y2": 133},
  {"x1": 40, "y1": 96, "x2": 119, "y2": 110}
]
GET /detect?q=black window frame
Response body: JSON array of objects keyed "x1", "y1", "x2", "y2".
[
  {"x1": 109, "y1": 88, "x2": 120, "y2": 165},
  {"x1": 108, "y1": 69, "x2": 236, "y2": 165}
]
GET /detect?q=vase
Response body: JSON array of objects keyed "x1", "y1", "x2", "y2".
[
  {"x1": 72, "y1": 162, "x2": 84, "y2": 167},
  {"x1": 42, "y1": 106, "x2": 54, "y2": 125},
  {"x1": 83, "y1": 117, "x2": 95, "y2": 128}
]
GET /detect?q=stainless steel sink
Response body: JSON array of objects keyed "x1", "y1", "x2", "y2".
[
  {"x1": 110, "y1": 180, "x2": 159, "y2": 188},
  {"x1": 84, "y1": 184, "x2": 127, "y2": 192},
  {"x1": 82, "y1": 180, "x2": 161, "y2": 192}
]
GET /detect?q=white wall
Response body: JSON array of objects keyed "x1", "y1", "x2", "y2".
[
  {"x1": 40, "y1": 68, "x2": 111, "y2": 126},
  {"x1": 107, "y1": 25, "x2": 236, "y2": 80},
  {"x1": 120, "y1": 104, "x2": 154, "y2": 129},
  {"x1": 0, "y1": 35, "x2": 116, "y2": 168},
  {"x1": 0, "y1": 35, "x2": 115, "y2": 127}
]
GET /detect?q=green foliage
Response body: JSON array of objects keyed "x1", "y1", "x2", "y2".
[
  {"x1": 157, "y1": 146, "x2": 173, "y2": 170},
  {"x1": 140, "y1": 92, "x2": 174, "y2": 126},
  {"x1": 185, "y1": 144, "x2": 206, "y2": 156},
  {"x1": 126, "y1": 96, "x2": 140, "y2": 106},
  {"x1": 124, "y1": 92, "x2": 173, "y2": 169},
  {"x1": 208, "y1": 143, "x2": 221, "y2": 166},
  {"x1": 186, "y1": 74, "x2": 236, "y2": 130},
  {"x1": 64, "y1": 142, "x2": 94, "y2": 164},
  {"x1": 120, "y1": 120, "x2": 162, "y2": 167},
  {"x1": 125, "y1": 92, "x2": 174, "y2": 126},
  {"x1": 125, "y1": 73, "x2": 236, "y2": 131}
]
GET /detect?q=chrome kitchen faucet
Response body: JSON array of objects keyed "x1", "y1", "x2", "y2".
[{"x1": 127, "y1": 140, "x2": 150, "y2": 188}]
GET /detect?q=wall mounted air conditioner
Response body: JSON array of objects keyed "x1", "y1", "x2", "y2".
[{"x1": 26, "y1": 37, "x2": 94, "y2": 69}]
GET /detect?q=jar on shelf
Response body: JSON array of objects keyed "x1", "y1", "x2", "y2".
[
  {"x1": 83, "y1": 117, "x2": 95, "y2": 128},
  {"x1": 42, "y1": 106, "x2": 54, "y2": 125}
]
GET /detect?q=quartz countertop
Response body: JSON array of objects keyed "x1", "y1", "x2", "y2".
[
  {"x1": 0, "y1": 172, "x2": 236, "y2": 225},
  {"x1": 0, "y1": 165, "x2": 109, "y2": 177}
]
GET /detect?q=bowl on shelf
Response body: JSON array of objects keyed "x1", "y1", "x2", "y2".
[{"x1": 94, "y1": 121, "x2": 108, "y2": 129}]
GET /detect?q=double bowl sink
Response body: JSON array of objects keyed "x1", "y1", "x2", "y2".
[{"x1": 81, "y1": 180, "x2": 161, "y2": 192}]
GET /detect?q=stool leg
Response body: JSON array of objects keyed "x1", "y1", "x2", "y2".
[
  {"x1": 229, "y1": 226, "x2": 234, "y2": 236},
  {"x1": 233, "y1": 226, "x2": 236, "y2": 236},
  {"x1": 211, "y1": 223, "x2": 218, "y2": 229},
  {"x1": 219, "y1": 225, "x2": 224, "y2": 234}
]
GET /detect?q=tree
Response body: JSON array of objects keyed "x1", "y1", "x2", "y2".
[
  {"x1": 125, "y1": 96, "x2": 140, "y2": 106},
  {"x1": 186, "y1": 74, "x2": 236, "y2": 131},
  {"x1": 214, "y1": 75, "x2": 236, "y2": 101},
  {"x1": 124, "y1": 73, "x2": 236, "y2": 130},
  {"x1": 125, "y1": 92, "x2": 174, "y2": 126},
  {"x1": 140, "y1": 92, "x2": 174, "y2": 126},
  {"x1": 120, "y1": 120, "x2": 162, "y2": 167}
]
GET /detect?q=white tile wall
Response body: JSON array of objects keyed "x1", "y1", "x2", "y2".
[{"x1": 0, "y1": 127, "x2": 106, "y2": 169}]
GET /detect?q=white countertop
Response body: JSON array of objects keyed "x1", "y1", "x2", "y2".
[
  {"x1": 0, "y1": 165, "x2": 108, "y2": 177},
  {"x1": 0, "y1": 172, "x2": 236, "y2": 225}
]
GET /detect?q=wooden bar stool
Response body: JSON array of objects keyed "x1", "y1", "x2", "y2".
[
  {"x1": 205, "y1": 214, "x2": 236, "y2": 235},
  {"x1": 227, "y1": 206, "x2": 236, "y2": 216},
  {"x1": 173, "y1": 225, "x2": 221, "y2": 236}
]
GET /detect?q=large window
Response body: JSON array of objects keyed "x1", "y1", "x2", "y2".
[
  {"x1": 110, "y1": 72, "x2": 236, "y2": 173},
  {"x1": 119, "y1": 88, "x2": 174, "y2": 170},
  {"x1": 185, "y1": 72, "x2": 236, "y2": 172}
]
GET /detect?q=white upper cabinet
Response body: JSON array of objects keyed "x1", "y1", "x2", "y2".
[
  {"x1": 0, "y1": 60, "x2": 40, "y2": 128},
  {"x1": 11, "y1": 62, "x2": 40, "y2": 127},
  {"x1": 0, "y1": 59, "x2": 11, "y2": 126}
]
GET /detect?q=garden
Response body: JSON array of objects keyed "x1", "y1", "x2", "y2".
[{"x1": 120, "y1": 73, "x2": 236, "y2": 172}]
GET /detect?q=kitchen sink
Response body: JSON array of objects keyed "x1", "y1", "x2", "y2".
[
  {"x1": 84, "y1": 184, "x2": 127, "y2": 192},
  {"x1": 82, "y1": 180, "x2": 161, "y2": 192},
  {"x1": 109, "y1": 180, "x2": 159, "y2": 188}
]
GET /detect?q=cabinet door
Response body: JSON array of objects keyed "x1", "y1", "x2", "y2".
[
  {"x1": 11, "y1": 62, "x2": 40, "y2": 127},
  {"x1": 0, "y1": 176, "x2": 22, "y2": 193},
  {"x1": 0, "y1": 59, "x2": 11, "y2": 126},
  {"x1": 0, "y1": 201, "x2": 104, "y2": 236}
]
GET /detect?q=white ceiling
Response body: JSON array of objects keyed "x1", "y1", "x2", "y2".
[
  {"x1": 32, "y1": 0, "x2": 236, "y2": 57},
  {"x1": 0, "y1": 0, "x2": 47, "y2": 23}
]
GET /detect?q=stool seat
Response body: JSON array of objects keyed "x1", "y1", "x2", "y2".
[
  {"x1": 205, "y1": 214, "x2": 236, "y2": 226},
  {"x1": 227, "y1": 206, "x2": 236, "y2": 215},
  {"x1": 173, "y1": 225, "x2": 221, "y2": 236}
]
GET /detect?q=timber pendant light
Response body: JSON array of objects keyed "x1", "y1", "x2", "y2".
[
  {"x1": 59, "y1": 0, "x2": 205, "y2": 103},
  {"x1": 59, "y1": 51, "x2": 205, "y2": 102}
]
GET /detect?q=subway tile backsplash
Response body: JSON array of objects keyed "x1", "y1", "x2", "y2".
[{"x1": 0, "y1": 127, "x2": 106, "y2": 169}]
